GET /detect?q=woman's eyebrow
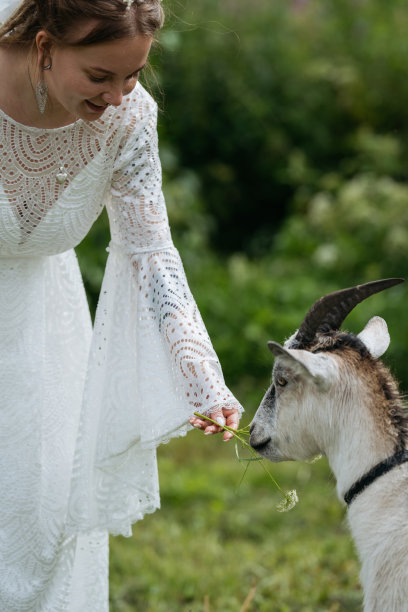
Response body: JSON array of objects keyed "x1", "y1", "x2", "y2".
[{"x1": 89, "y1": 64, "x2": 146, "y2": 75}]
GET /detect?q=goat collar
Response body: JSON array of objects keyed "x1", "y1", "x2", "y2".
[{"x1": 344, "y1": 449, "x2": 408, "y2": 506}]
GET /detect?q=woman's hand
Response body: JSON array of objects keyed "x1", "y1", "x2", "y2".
[{"x1": 189, "y1": 407, "x2": 240, "y2": 441}]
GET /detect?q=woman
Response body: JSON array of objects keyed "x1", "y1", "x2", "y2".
[{"x1": 0, "y1": 0, "x2": 242, "y2": 609}]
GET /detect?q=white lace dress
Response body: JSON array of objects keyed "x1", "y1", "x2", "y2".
[{"x1": 0, "y1": 82, "x2": 242, "y2": 611}]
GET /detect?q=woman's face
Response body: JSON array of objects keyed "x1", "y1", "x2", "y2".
[{"x1": 36, "y1": 26, "x2": 152, "y2": 121}]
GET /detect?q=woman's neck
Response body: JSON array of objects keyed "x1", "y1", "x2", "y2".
[{"x1": 0, "y1": 45, "x2": 76, "y2": 129}]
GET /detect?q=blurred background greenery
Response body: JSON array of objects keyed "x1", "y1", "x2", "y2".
[{"x1": 76, "y1": 0, "x2": 408, "y2": 609}]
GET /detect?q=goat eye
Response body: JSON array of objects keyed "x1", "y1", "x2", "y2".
[{"x1": 276, "y1": 377, "x2": 288, "y2": 387}]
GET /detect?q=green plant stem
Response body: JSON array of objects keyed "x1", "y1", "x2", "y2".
[{"x1": 193, "y1": 412, "x2": 283, "y2": 493}]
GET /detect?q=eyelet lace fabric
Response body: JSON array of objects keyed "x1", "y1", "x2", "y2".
[{"x1": 0, "y1": 83, "x2": 242, "y2": 611}]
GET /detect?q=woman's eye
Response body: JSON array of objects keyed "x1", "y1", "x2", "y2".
[
  {"x1": 276, "y1": 377, "x2": 288, "y2": 387},
  {"x1": 89, "y1": 75, "x2": 107, "y2": 83}
]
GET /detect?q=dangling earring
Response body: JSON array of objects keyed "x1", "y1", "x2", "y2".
[{"x1": 36, "y1": 59, "x2": 52, "y2": 115}]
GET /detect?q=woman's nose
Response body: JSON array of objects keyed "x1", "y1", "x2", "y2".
[{"x1": 102, "y1": 88, "x2": 123, "y2": 107}]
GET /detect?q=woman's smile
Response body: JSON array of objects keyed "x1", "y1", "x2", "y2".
[{"x1": 85, "y1": 99, "x2": 109, "y2": 113}]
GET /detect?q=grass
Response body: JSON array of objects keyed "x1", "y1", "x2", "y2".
[{"x1": 109, "y1": 426, "x2": 362, "y2": 611}]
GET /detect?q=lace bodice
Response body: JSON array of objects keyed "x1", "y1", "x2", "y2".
[
  {"x1": 0, "y1": 85, "x2": 172, "y2": 256},
  {"x1": 0, "y1": 107, "x2": 111, "y2": 255}
]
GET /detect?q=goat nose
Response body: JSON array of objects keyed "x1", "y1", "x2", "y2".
[
  {"x1": 249, "y1": 424, "x2": 271, "y2": 451},
  {"x1": 250, "y1": 434, "x2": 272, "y2": 451}
]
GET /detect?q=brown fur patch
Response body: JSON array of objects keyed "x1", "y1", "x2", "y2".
[{"x1": 307, "y1": 331, "x2": 408, "y2": 451}]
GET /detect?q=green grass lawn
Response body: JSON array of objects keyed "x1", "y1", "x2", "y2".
[{"x1": 109, "y1": 426, "x2": 362, "y2": 611}]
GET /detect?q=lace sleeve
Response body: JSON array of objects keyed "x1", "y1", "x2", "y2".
[
  {"x1": 107, "y1": 92, "x2": 243, "y2": 423},
  {"x1": 66, "y1": 89, "x2": 243, "y2": 538}
]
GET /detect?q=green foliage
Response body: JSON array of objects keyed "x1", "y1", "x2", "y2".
[
  {"x1": 180, "y1": 174, "x2": 407, "y2": 397},
  {"x1": 76, "y1": 208, "x2": 109, "y2": 316},
  {"x1": 150, "y1": 0, "x2": 408, "y2": 253}
]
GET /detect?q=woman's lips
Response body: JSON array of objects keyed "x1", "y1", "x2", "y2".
[{"x1": 85, "y1": 100, "x2": 108, "y2": 113}]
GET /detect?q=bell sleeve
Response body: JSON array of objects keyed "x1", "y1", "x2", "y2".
[{"x1": 66, "y1": 89, "x2": 243, "y2": 537}]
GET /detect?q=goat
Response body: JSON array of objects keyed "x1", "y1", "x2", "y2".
[{"x1": 249, "y1": 278, "x2": 408, "y2": 612}]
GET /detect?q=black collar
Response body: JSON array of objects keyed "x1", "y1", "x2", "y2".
[{"x1": 344, "y1": 449, "x2": 408, "y2": 506}]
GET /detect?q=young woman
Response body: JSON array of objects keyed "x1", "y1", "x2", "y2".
[{"x1": 0, "y1": 1, "x2": 242, "y2": 609}]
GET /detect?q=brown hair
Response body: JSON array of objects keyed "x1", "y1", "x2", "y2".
[{"x1": 0, "y1": 0, "x2": 164, "y2": 46}]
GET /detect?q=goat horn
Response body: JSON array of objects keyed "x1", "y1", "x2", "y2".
[{"x1": 294, "y1": 278, "x2": 404, "y2": 347}]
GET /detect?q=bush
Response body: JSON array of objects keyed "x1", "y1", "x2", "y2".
[{"x1": 150, "y1": 0, "x2": 408, "y2": 254}]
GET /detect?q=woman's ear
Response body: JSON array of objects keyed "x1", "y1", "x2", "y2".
[{"x1": 35, "y1": 30, "x2": 54, "y2": 69}]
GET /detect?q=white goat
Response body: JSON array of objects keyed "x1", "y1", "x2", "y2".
[{"x1": 250, "y1": 278, "x2": 408, "y2": 612}]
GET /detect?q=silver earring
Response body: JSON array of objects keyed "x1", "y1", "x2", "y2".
[
  {"x1": 36, "y1": 80, "x2": 48, "y2": 114},
  {"x1": 36, "y1": 59, "x2": 52, "y2": 115}
]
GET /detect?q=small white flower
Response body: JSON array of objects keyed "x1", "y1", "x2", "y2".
[{"x1": 276, "y1": 489, "x2": 299, "y2": 513}]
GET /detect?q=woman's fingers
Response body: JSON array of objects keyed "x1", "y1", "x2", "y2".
[
  {"x1": 189, "y1": 407, "x2": 241, "y2": 440},
  {"x1": 189, "y1": 414, "x2": 221, "y2": 434},
  {"x1": 224, "y1": 408, "x2": 239, "y2": 429},
  {"x1": 221, "y1": 409, "x2": 239, "y2": 441}
]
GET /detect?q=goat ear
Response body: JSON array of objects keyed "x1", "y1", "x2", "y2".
[
  {"x1": 357, "y1": 316, "x2": 390, "y2": 358},
  {"x1": 268, "y1": 342, "x2": 311, "y2": 378},
  {"x1": 267, "y1": 341, "x2": 332, "y2": 390}
]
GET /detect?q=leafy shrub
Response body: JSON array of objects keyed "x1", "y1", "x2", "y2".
[{"x1": 152, "y1": 0, "x2": 408, "y2": 254}]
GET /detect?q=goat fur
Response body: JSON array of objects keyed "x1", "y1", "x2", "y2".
[{"x1": 250, "y1": 316, "x2": 408, "y2": 611}]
